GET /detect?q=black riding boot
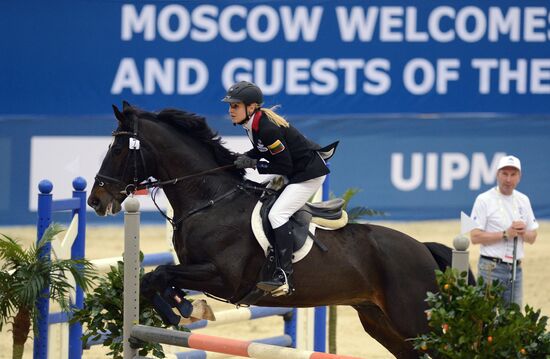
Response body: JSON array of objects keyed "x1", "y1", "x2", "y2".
[{"x1": 257, "y1": 222, "x2": 295, "y2": 295}]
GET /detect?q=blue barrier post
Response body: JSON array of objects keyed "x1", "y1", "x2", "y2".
[
  {"x1": 34, "y1": 177, "x2": 87, "y2": 359},
  {"x1": 284, "y1": 308, "x2": 297, "y2": 348},
  {"x1": 34, "y1": 180, "x2": 54, "y2": 359},
  {"x1": 69, "y1": 177, "x2": 87, "y2": 359}
]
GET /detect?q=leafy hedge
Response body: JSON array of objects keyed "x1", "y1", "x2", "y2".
[
  {"x1": 71, "y1": 254, "x2": 183, "y2": 358},
  {"x1": 412, "y1": 268, "x2": 550, "y2": 358}
]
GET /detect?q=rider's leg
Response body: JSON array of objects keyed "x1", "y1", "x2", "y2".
[
  {"x1": 257, "y1": 222, "x2": 295, "y2": 292},
  {"x1": 257, "y1": 175, "x2": 326, "y2": 294}
]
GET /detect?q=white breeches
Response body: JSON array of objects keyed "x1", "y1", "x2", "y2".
[{"x1": 268, "y1": 175, "x2": 326, "y2": 229}]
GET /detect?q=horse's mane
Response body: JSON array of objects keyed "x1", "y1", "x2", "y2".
[{"x1": 129, "y1": 106, "x2": 244, "y2": 177}]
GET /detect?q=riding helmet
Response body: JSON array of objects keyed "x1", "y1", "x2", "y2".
[{"x1": 222, "y1": 81, "x2": 263, "y2": 105}]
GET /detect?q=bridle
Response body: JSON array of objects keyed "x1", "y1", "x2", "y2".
[
  {"x1": 95, "y1": 118, "x2": 235, "y2": 196},
  {"x1": 94, "y1": 116, "x2": 241, "y2": 229},
  {"x1": 95, "y1": 116, "x2": 148, "y2": 195}
]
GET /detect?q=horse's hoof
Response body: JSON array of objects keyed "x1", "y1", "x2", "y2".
[
  {"x1": 191, "y1": 299, "x2": 216, "y2": 321},
  {"x1": 178, "y1": 299, "x2": 217, "y2": 325}
]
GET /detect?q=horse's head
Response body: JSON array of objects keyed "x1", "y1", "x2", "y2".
[
  {"x1": 88, "y1": 101, "x2": 245, "y2": 216},
  {"x1": 87, "y1": 101, "x2": 153, "y2": 216}
]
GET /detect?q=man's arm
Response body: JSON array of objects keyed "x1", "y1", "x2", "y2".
[
  {"x1": 519, "y1": 195, "x2": 539, "y2": 245},
  {"x1": 471, "y1": 224, "x2": 537, "y2": 245},
  {"x1": 510, "y1": 220, "x2": 537, "y2": 244},
  {"x1": 523, "y1": 230, "x2": 537, "y2": 244},
  {"x1": 470, "y1": 229, "x2": 504, "y2": 245}
]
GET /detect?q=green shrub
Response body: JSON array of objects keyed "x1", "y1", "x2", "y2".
[
  {"x1": 71, "y1": 254, "x2": 186, "y2": 358},
  {"x1": 412, "y1": 268, "x2": 550, "y2": 358}
]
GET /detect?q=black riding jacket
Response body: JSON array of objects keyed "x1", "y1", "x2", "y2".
[{"x1": 244, "y1": 111, "x2": 337, "y2": 183}]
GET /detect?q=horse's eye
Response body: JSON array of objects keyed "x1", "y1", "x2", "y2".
[{"x1": 112, "y1": 147, "x2": 122, "y2": 155}]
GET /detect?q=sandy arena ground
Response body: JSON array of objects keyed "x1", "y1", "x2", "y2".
[{"x1": 1, "y1": 220, "x2": 548, "y2": 358}]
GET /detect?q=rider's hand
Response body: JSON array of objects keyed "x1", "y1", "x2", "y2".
[{"x1": 234, "y1": 155, "x2": 258, "y2": 169}]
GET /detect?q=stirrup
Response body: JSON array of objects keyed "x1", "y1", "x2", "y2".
[
  {"x1": 257, "y1": 280, "x2": 283, "y2": 292},
  {"x1": 257, "y1": 268, "x2": 286, "y2": 292},
  {"x1": 265, "y1": 270, "x2": 294, "y2": 297},
  {"x1": 271, "y1": 283, "x2": 292, "y2": 297}
]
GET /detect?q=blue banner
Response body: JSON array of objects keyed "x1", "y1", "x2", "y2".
[{"x1": 1, "y1": 1, "x2": 550, "y2": 115}]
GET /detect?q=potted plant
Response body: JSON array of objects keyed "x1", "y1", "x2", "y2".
[
  {"x1": 0, "y1": 224, "x2": 95, "y2": 359},
  {"x1": 71, "y1": 255, "x2": 179, "y2": 359}
]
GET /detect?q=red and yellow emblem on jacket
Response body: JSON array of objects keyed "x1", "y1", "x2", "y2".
[{"x1": 267, "y1": 139, "x2": 285, "y2": 155}]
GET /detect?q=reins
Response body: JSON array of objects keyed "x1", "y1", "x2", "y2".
[
  {"x1": 151, "y1": 183, "x2": 239, "y2": 232},
  {"x1": 152, "y1": 180, "x2": 276, "y2": 232},
  {"x1": 132, "y1": 164, "x2": 236, "y2": 193}
]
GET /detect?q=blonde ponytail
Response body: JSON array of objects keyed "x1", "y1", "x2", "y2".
[{"x1": 261, "y1": 107, "x2": 289, "y2": 128}]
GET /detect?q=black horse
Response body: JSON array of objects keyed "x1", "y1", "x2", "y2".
[{"x1": 88, "y1": 102, "x2": 461, "y2": 358}]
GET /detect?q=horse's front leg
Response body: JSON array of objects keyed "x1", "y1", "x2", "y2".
[
  {"x1": 141, "y1": 263, "x2": 224, "y2": 296},
  {"x1": 140, "y1": 263, "x2": 228, "y2": 326}
]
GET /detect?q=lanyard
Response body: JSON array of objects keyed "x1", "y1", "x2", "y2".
[{"x1": 495, "y1": 186, "x2": 519, "y2": 226}]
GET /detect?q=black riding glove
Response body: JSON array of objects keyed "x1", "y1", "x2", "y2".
[{"x1": 234, "y1": 155, "x2": 258, "y2": 169}]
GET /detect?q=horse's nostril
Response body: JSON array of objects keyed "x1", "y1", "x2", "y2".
[{"x1": 88, "y1": 197, "x2": 99, "y2": 208}]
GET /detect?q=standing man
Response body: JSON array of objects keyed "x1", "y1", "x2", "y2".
[{"x1": 470, "y1": 155, "x2": 538, "y2": 307}]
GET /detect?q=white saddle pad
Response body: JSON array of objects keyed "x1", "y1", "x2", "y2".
[{"x1": 250, "y1": 201, "x2": 315, "y2": 263}]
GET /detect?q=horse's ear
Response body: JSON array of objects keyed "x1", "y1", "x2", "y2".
[
  {"x1": 112, "y1": 104, "x2": 125, "y2": 123},
  {"x1": 122, "y1": 101, "x2": 132, "y2": 111}
]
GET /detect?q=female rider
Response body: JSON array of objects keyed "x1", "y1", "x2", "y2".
[{"x1": 222, "y1": 81, "x2": 337, "y2": 296}]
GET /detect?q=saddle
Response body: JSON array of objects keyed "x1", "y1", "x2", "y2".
[
  {"x1": 259, "y1": 194, "x2": 348, "y2": 255},
  {"x1": 236, "y1": 183, "x2": 348, "y2": 304}
]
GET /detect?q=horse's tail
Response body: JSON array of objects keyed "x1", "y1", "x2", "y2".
[{"x1": 423, "y1": 242, "x2": 476, "y2": 286}]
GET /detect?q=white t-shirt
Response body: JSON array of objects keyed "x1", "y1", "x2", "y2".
[{"x1": 471, "y1": 187, "x2": 538, "y2": 262}]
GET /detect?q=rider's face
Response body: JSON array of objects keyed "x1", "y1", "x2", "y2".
[{"x1": 228, "y1": 102, "x2": 246, "y2": 124}]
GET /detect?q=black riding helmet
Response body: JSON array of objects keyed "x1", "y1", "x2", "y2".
[{"x1": 222, "y1": 81, "x2": 263, "y2": 105}]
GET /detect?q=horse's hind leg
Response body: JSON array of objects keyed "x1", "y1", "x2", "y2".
[{"x1": 353, "y1": 303, "x2": 419, "y2": 359}]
